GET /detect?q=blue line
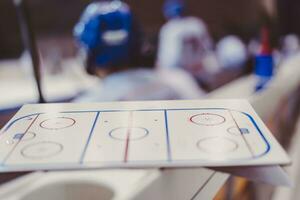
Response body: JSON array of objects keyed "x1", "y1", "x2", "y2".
[
  {"x1": 163, "y1": 108, "x2": 227, "y2": 111},
  {"x1": 61, "y1": 111, "x2": 100, "y2": 113},
  {"x1": 164, "y1": 110, "x2": 172, "y2": 162},
  {"x1": 60, "y1": 108, "x2": 228, "y2": 113},
  {"x1": 60, "y1": 109, "x2": 166, "y2": 113},
  {"x1": 241, "y1": 112, "x2": 271, "y2": 158},
  {"x1": 79, "y1": 112, "x2": 100, "y2": 164},
  {"x1": 2, "y1": 113, "x2": 42, "y2": 132}
]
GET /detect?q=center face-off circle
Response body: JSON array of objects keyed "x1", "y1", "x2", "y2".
[
  {"x1": 109, "y1": 127, "x2": 149, "y2": 141},
  {"x1": 190, "y1": 113, "x2": 226, "y2": 126},
  {"x1": 40, "y1": 117, "x2": 75, "y2": 130},
  {"x1": 21, "y1": 141, "x2": 63, "y2": 159},
  {"x1": 196, "y1": 137, "x2": 238, "y2": 154}
]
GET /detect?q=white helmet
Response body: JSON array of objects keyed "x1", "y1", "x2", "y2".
[
  {"x1": 216, "y1": 35, "x2": 248, "y2": 69},
  {"x1": 157, "y1": 17, "x2": 215, "y2": 73}
]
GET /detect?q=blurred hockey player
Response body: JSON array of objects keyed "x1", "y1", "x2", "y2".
[
  {"x1": 73, "y1": 0, "x2": 203, "y2": 102},
  {"x1": 157, "y1": 0, "x2": 219, "y2": 76},
  {"x1": 74, "y1": 0, "x2": 141, "y2": 75},
  {"x1": 157, "y1": 0, "x2": 251, "y2": 91},
  {"x1": 157, "y1": 0, "x2": 240, "y2": 92}
]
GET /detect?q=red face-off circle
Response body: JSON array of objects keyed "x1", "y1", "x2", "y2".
[
  {"x1": 40, "y1": 117, "x2": 76, "y2": 130},
  {"x1": 190, "y1": 113, "x2": 226, "y2": 126}
]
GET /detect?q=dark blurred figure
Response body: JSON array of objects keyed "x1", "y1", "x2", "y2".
[{"x1": 277, "y1": 0, "x2": 300, "y2": 36}]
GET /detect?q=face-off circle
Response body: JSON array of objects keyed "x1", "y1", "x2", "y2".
[
  {"x1": 109, "y1": 127, "x2": 149, "y2": 141},
  {"x1": 190, "y1": 113, "x2": 226, "y2": 126},
  {"x1": 196, "y1": 137, "x2": 238, "y2": 154},
  {"x1": 21, "y1": 141, "x2": 63, "y2": 159},
  {"x1": 40, "y1": 117, "x2": 75, "y2": 130}
]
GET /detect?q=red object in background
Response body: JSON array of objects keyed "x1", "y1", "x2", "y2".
[
  {"x1": 254, "y1": 27, "x2": 274, "y2": 92},
  {"x1": 259, "y1": 27, "x2": 272, "y2": 55}
]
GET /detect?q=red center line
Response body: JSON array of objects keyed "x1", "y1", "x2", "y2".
[{"x1": 124, "y1": 111, "x2": 133, "y2": 163}]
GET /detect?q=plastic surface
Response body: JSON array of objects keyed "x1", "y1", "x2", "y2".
[{"x1": 0, "y1": 100, "x2": 290, "y2": 173}]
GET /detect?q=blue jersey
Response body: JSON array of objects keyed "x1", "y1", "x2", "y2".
[{"x1": 74, "y1": 1, "x2": 139, "y2": 67}]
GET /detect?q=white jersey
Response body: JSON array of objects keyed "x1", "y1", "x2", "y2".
[
  {"x1": 156, "y1": 17, "x2": 219, "y2": 73},
  {"x1": 74, "y1": 68, "x2": 204, "y2": 102}
]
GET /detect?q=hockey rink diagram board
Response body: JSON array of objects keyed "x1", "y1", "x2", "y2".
[{"x1": 0, "y1": 100, "x2": 290, "y2": 172}]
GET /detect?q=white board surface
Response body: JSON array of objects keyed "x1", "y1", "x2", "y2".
[{"x1": 0, "y1": 99, "x2": 290, "y2": 172}]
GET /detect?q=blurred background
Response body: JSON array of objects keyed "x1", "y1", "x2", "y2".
[
  {"x1": 0, "y1": 0, "x2": 300, "y2": 199},
  {"x1": 2, "y1": 0, "x2": 299, "y2": 59}
]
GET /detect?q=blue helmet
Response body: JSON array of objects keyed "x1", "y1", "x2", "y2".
[
  {"x1": 74, "y1": 1, "x2": 140, "y2": 68},
  {"x1": 163, "y1": 0, "x2": 185, "y2": 19}
]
